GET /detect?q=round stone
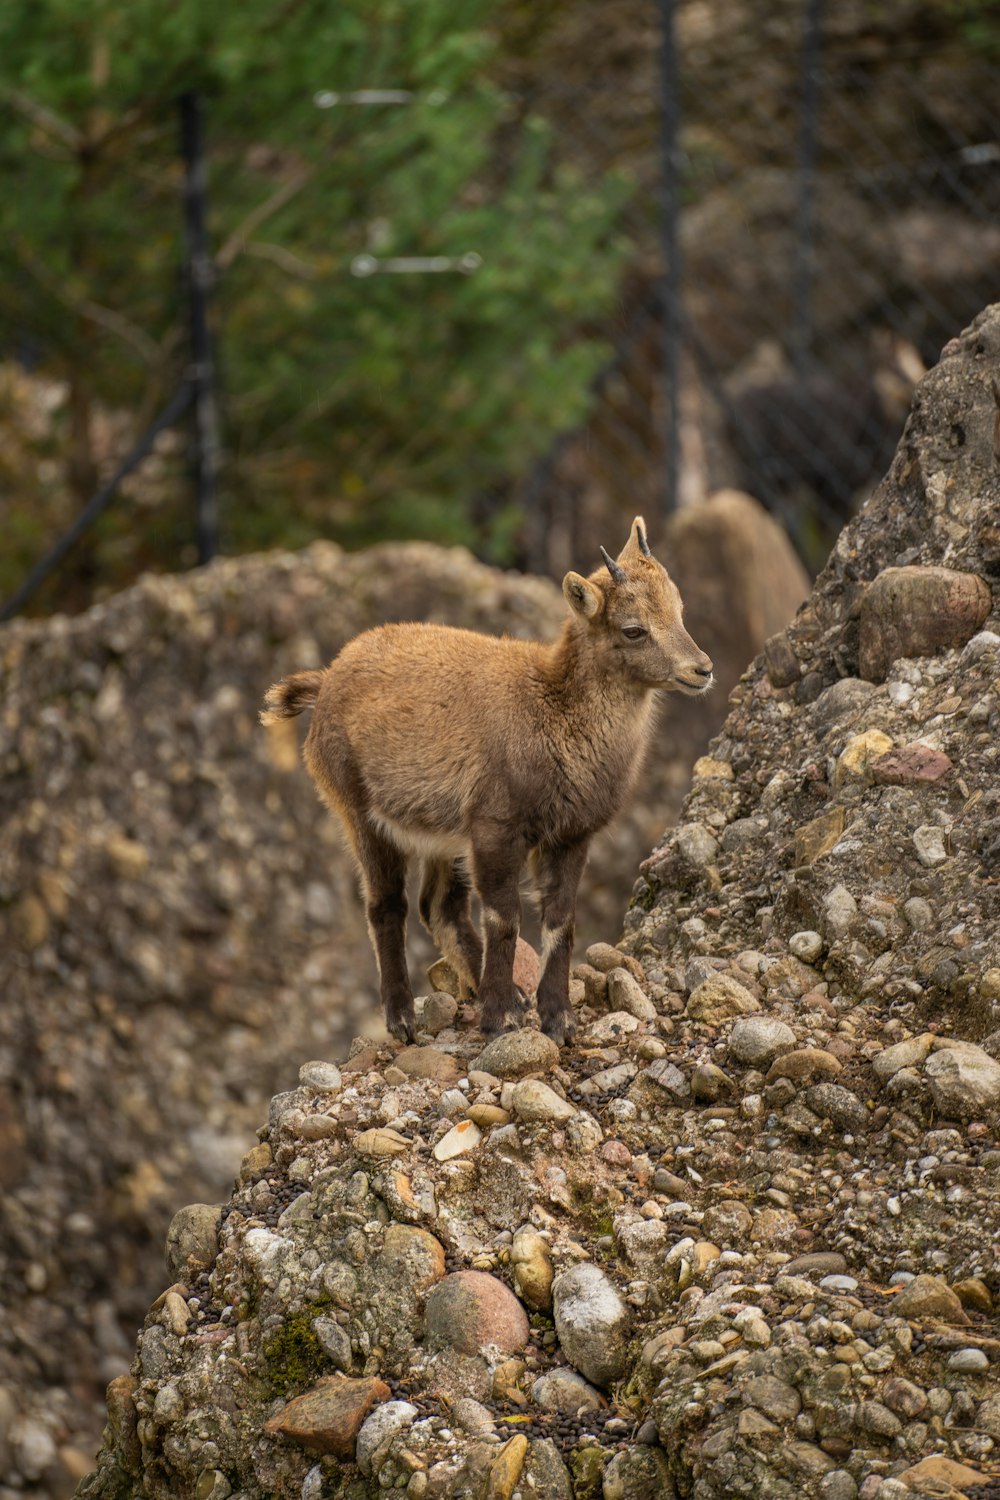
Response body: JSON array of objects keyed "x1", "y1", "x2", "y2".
[
  {"x1": 728, "y1": 1017, "x2": 796, "y2": 1067},
  {"x1": 530, "y1": 1367, "x2": 603, "y2": 1413},
  {"x1": 474, "y1": 1030, "x2": 559, "y2": 1079},
  {"x1": 789, "y1": 931, "x2": 823, "y2": 963},
  {"x1": 298, "y1": 1060, "x2": 343, "y2": 1092},
  {"x1": 424, "y1": 1271, "x2": 529, "y2": 1358}
]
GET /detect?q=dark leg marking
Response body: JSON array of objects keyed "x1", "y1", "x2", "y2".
[
  {"x1": 471, "y1": 828, "x2": 527, "y2": 1036},
  {"x1": 534, "y1": 839, "x2": 590, "y2": 1045},
  {"x1": 419, "y1": 858, "x2": 483, "y2": 997},
  {"x1": 348, "y1": 816, "x2": 415, "y2": 1043}
]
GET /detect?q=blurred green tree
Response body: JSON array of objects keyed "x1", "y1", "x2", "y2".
[{"x1": 0, "y1": 0, "x2": 629, "y2": 606}]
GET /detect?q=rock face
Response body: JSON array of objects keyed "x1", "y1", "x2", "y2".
[
  {"x1": 0, "y1": 515, "x2": 802, "y2": 1490},
  {"x1": 37, "y1": 314, "x2": 1000, "y2": 1498}
]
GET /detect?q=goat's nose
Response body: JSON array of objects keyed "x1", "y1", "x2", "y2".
[{"x1": 693, "y1": 657, "x2": 713, "y2": 678}]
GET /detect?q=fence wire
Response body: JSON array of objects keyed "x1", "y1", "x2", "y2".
[{"x1": 503, "y1": 0, "x2": 1000, "y2": 574}]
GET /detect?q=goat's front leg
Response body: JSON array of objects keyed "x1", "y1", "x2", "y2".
[
  {"x1": 535, "y1": 838, "x2": 590, "y2": 1045},
  {"x1": 472, "y1": 827, "x2": 527, "y2": 1036}
]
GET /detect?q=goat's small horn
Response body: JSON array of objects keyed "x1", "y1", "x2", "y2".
[
  {"x1": 600, "y1": 546, "x2": 625, "y2": 583},
  {"x1": 636, "y1": 523, "x2": 652, "y2": 558}
]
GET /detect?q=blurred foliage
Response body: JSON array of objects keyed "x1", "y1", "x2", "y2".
[{"x1": 0, "y1": 0, "x2": 631, "y2": 609}]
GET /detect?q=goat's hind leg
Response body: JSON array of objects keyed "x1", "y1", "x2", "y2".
[
  {"x1": 418, "y1": 858, "x2": 483, "y2": 1000},
  {"x1": 349, "y1": 817, "x2": 416, "y2": 1043}
]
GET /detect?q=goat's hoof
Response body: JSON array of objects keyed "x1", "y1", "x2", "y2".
[
  {"x1": 541, "y1": 1012, "x2": 577, "y2": 1047},
  {"x1": 479, "y1": 1008, "x2": 517, "y2": 1038},
  {"x1": 387, "y1": 1011, "x2": 416, "y2": 1044}
]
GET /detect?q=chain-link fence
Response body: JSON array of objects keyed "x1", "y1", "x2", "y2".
[
  {"x1": 501, "y1": 0, "x2": 1000, "y2": 575},
  {"x1": 3, "y1": 1, "x2": 1000, "y2": 611}
]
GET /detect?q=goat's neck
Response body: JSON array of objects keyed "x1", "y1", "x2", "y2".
[{"x1": 541, "y1": 620, "x2": 653, "y2": 723}]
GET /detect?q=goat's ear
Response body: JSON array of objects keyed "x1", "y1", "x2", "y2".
[
  {"x1": 619, "y1": 514, "x2": 652, "y2": 563},
  {"x1": 563, "y1": 571, "x2": 602, "y2": 619}
]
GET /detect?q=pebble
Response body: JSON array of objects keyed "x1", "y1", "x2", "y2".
[
  {"x1": 819, "y1": 1274, "x2": 859, "y2": 1293},
  {"x1": 510, "y1": 1227, "x2": 554, "y2": 1313},
  {"x1": 355, "y1": 1400, "x2": 418, "y2": 1475},
  {"x1": 687, "y1": 973, "x2": 760, "y2": 1021},
  {"x1": 789, "y1": 930, "x2": 823, "y2": 962},
  {"x1": 552, "y1": 1263, "x2": 630, "y2": 1388},
  {"x1": 298, "y1": 1061, "x2": 343, "y2": 1092},
  {"x1": 912, "y1": 824, "x2": 949, "y2": 868},
  {"x1": 606, "y1": 967, "x2": 658, "y2": 1021},
  {"x1": 424, "y1": 1272, "x2": 529, "y2": 1357},
  {"x1": 947, "y1": 1348, "x2": 990, "y2": 1373},
  {"x1": 509, "y1": 1079, "x2": 576, "y2": 1123},
  {"x1": 728, "y1": 1016, "x2": 796, "y2": 1067},
  {"x1": 925, "y1": 1045, "x2": 1000, "y2": 1117},
  {"x1": 474, "y1": 1030, "x2": 559, "y2": 1079},
  {"x1": 581, "y1": 1010, "x2": 641, "y2": 1044},
  {"x1": 433, "y1": 1119, "x2": 482, "y2": 1161},
  {"x1": 263, "y1": 1376, "x2": 390, "y2": 1457},
  {"x1": 889, "y1": 1275, "x2": 968, "y2": 1323},
  {"x1": 420, "y1": 991, "x2": 459, "y2": 1035},
  {"x1": 530, "y1": 1367, "x2": 604, "y2": 1413}
]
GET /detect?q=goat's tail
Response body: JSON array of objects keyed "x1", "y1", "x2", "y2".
[{"x1": 260, "y1": 670, "x2": 326, "y2": 726}]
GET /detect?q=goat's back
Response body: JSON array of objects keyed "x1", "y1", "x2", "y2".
[{"x1": 305, "y1": 623, "x2": 540, "y2": 840}]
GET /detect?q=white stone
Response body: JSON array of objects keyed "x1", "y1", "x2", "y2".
[
  {"x1": 606, "y1": 968, "x2": 658, "y2": 1021},
  {"x1": 433, "y1": 1119, "x2": 482, "y2": 1160},
  {"x1": 552, "y1": 1262, "x2": 630, "y2": 1388},
  {"x1": 822, "y1": 884, "x2": 858, "y2": 939},
  {"x1": 924, "y1": 1047, "x2": 1000, "y2": 1118},
  {"x1": 789, "y1": 930, "x2": 823, "y2": 963},
  {"x1": 298, "y1": 1060, "x2": 343, "y2": 1092},
  {"x1": 509, "y1": 1079, "x2": 575, "y2": 1124},
  {"x1": 356, "y1": 1400, "x2": 418, "y2": 1475},
  {"x1": 582, "y1": 1010, "x2": 641, "y2": 1044},
  {"x1": 913, "y1": 824, "x2": 948, "y2": 868},
  {"x1": 728, "y1": 1016, "x2": 796, "y2": 1068},
  {"x1": 873, "y1": 1034, "x2": 935, "y2": 1079}
]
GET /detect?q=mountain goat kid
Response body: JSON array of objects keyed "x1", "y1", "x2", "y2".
[{"x1": 261, "y1": 517, "x2": 713, "y2": 1045}]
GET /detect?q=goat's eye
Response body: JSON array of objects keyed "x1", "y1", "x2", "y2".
[{"x1": 622, "y1": 625, "x2": 647, "y2": 641}]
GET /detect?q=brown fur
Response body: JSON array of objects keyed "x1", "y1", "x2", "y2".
[{"x1": 261, "y1": 517, "x2": 712, "y2": 1044}]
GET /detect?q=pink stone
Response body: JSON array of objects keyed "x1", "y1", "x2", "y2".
[
  {"x1": 872, "y1": 744, "x2": 953, "y2": 785},
  {"x1": 424, "y1": 1271, "x2": 529, "y2": 1358},
  {"x1": 514, "y1": 938, "x2": 540, "y2": 998},
  {"x1": 600, "y1": 1140, "x2": 632, "y2": 1166}
]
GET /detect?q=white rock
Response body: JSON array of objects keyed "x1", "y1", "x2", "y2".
[
  {"x1": 872, "y1": 1034, "x2": 935, "y2": 1080},
  {"x1": 298, "y1": 1060, "x2": 343, "y2": 1092},
  {"x1": 582, "y1": 1010, "x2": 641, "y2": 1044},
  {"x1": 433, "y1": 1119, "x2": 482, "y2": 1160},
  {"x1": 510, "y1": 1079, "x2": 575, "y2": 1123},
  {"x1": 356, "y1": 1400, "x2": 418, "y2": 1475},
  {"x1": 913, "y1": 824, "x2": 948, "y2": 867},
  {"x1": 789, "y1": 931, "x2": 823, "y2": 963},
  {"x1": 822, "y1": 884, "x2": 858, "y2": 939},
  {"x1": 552, "y1": 1263, "x2": 630, "y2": 1388},
  {"x1": 924, "y1": 1047, "x2": 1000, "y2": 1118},
  {"x1": 728, "y1": 1016, "x2": 796, "y2": 1068},
  {"x1": 962, "y1": 630, "x2": 1000, "y2": 659},
  {"x1": 606, "y1": 968, "x2": 658, "y2": 1021}
]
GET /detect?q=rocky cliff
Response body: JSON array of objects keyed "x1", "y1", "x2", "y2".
[
  {"x1": 68, "y1": 310, "x2": 1000, "y2": 1500},
  {"x1": 0, "y1": 500, "x2": 804, "y2": 1495}
]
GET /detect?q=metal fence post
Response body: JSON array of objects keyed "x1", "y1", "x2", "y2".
[
  {"x1": 792, "y1": 0, "x2": 824, "y2": 377},
  {"x1": 180, "y1": 89, "x2": 221, "y2": 565},
  {"x1": 659, "y1": 0, "x2": 682, "y2": 519}
]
